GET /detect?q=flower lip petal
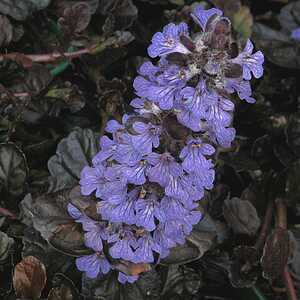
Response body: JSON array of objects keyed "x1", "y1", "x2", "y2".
[{"x1": 191, "y1": 5, "x2": 223, "y2": 31}]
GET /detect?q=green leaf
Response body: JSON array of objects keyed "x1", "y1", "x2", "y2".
[
  {"x1": 0, "y1": 0, "x2": 51, "y2": 21},
  {"x1": 19, "y1": 191, "x2": 90, "y2": 256},
  {"x1": 0, "y1": 142, "x2": 28, "y2": 197},
  {"x1": 161, "y1": 265, "x2": 202, "y2": 298},
  {"x1": 47, "y1": 128, "x2": 99, "y2": 193},
  {"x1": 82, "y1": 269, "x2": 161, "y2": 300},
  {"x1": 232, "y1": 6, "x2": 253, "y2": 39},
  {"x1": 223, "y1": 197, "x2": 261, "y2": 235},
  {"x1": 0, "y1": 230, "x2": 14, "y2": 263},
  {"x1": 285, "y1": 159, "x2": 300, "y2": 215},
  {"x1": 253, "y1": 23, "x2": 300, "y2": 70}
]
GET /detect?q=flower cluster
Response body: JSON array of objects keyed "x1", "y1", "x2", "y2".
[{"x1": 68, "y1": 5, "x2": 264, "y2": 284}]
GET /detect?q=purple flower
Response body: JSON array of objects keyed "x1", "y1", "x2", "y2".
[
  {"x1": 231, "y1": 39, "x2": 264, "y2": 80},
  {"x1": 80, "y1": 164, "x2": 127, "y2": 203},
  {"x1": 180, "y1": 80, "x2": 214, "y2": 118},
  {"x1": 206, "y1": 95, "x2": 234, "y2": 127},
  {"x1": 82, "y1": 219, "x2": 108, "y2": 252},
  {"x1": 122, "y1": 159, "x2": 151, "y2": 185},
  {"x1": 225, "y1": 77, "x2": 256, "y2": 103},
  {"x1": 152, "y1": 225, "x2": 176, "y2": 258},
  {"x1": 160, "y1": 196, "x2": 187, "y2": 219},
  {"x1": 109, "y1": 229, "x2": 137, "y2": 262},
  {"x1": 133, "y1": 67, "x2": 186, "y2": 110},
  {"x1": 180, "y1": 138, "x2": 215, "y2": 174},
  {"x1": 118, "y1": 272, "x2": 139, "y2": 284},
  {"x1": 178, "y1": 174, "x2": 204, "y2": 207},
  {"x1": 202, "y1": 95, "x2": 236, "y2": 147},
  {"x1": 182, "y1": 210, "x2": 202, "y2": 234},
  {"x1": 191, "y1": 6, "x2": 223, "y2": 31},
  {"x1": 147, "y1": 152, "x2": 183, "y2": 187},
  {"x1": 164, "y1": 220, "x2": 186, "y2": 244},
  {"x1": 68, "y1": 204, "x2": 109, "y2": 251},
  {"x1": 207, "y1": 122, "x2": 236, "y2": 148},
  {"x1": 191, "y1": 167, "x2": 215, "y2": 190},
  {"x1": 92, "y1": 136, "x2": 117, "y2": 165},
  {"x1": 138, "y1": 61, "x2": 160, "y2": 80},
  {"x1": 176, "y1": 79, "x2": 218, "y2": 131},
  {"x1": 97, "y1": 197, "x2": 120, "y2": 221},
  {"x1": 291, "y1": 28, "x2": 300, "y2": 41},
  {"x1": 135, "y1": 194, "x2": 165, "y2": 231},
  {"x1": 80, "y1": 165, "x2": 106, "y2": 197},
  {"x1": 164, "y1": 210, "x2": 202, "y2": 243},
  {"x1": 165, "y1": 173, "x2": 201, "y2": 205},
  {"x1": 148, "y1": 22, "x2": 191, "y2": 58},
  {"x1": 105, "y1": 116, "x2": 127, "y2": 134},
  {"x1": 76, "y1": 253, "x2": 111, "y2": 279},
  {"x1": 130, "y1": 98, "x2": 161, "y2": 116},
  {"x1": 176, "y1": 108, "x2": 203, "y2": 132},
  {"x1": 133, "y1": 233, "x2": 156, "y2": 263},
  {"x1": 98, "y1": 189, "x2": 139, "y2": 225},
  {"x1": 131, "y1": 122, "x2": 161, "y2": 154},
  {"x1": 113, "y1": 133, "x2": 142, "y2": 166}
]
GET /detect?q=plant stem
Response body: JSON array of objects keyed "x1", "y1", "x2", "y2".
[
  {"x1": 283, "y1": 267, "x2": 298, "y2": 300},
  {"x1": 50, "y1": 60, "x2": 71, "y2": 76},
  {"x1": 275, "y1": 198, "x2": 298, "y2": 300},
  {"x1": 275, "y1": 198, "x2": 287, "y2": 229},
  {"x1": 254, "y1": 199, "x2": 273, "y2": 250},
  {"x1": 252, "y1": 286, "x2": 268, "y2": 300},
  {"x1": 0, "y1": 48, "x2": 90, "y2": 64},
  {"x1": 0, "y1": 206, "x2": 17, "y2": 219}
]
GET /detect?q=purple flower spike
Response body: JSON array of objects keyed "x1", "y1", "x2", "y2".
[
  {"x1": 76, "y1": 253, "x2": 111, "y2": 279},
  {"x1": 71, "y1": 3, "x2": 264, "y2": 283},
  {"x1": 231, "y1": 39, "x2": 264, "y2": 80},
  {"x1": 291, "y1": 28, "x2": 300, "y2": 41},
  {"x1": 148, "y1": 22, "x2": 191, "y2": 58},
  {"x1": 191, "y1": 6, "x2": 223, "y2": 31}
]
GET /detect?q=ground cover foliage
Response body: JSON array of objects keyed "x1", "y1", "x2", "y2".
[{"x1": 1, "y1": 0, "x2": 300, "y2": 299}]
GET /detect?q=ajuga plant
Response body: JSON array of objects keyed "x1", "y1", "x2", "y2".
[{"x1": 68, "y1": 5, "x2": 264, "y2": 284}]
